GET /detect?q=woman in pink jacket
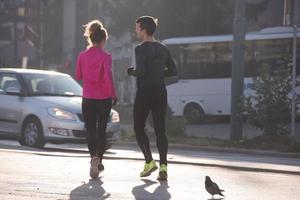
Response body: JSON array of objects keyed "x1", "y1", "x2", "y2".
[{"x1": 76, "y1": 20, "x2": 117, "y2": 179}]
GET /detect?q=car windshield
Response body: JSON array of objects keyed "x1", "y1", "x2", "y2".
[{"x1": 22, "y1": 73, "x2": 82, "y2": 96}]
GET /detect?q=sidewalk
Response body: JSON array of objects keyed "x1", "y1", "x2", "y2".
[
  {"x1": 1, "y1": 140, "x2": 299, "y2": 175},
  {"x1": 118, "y1": 123, "x2": 300, "y2": 175},
  {"x1": 110, "y1": 142, "x2": 300, "y2": 175}
]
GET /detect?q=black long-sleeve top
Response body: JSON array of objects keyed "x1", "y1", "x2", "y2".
[{"x1": 128, "y1": 41, "x2": 177, "y2": 88}]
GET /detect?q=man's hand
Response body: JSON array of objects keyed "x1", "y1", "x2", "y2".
[{"x1": 127, "y1": 67, "x2": 135, "y2": 76}]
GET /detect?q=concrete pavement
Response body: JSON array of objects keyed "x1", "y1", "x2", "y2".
[{"x1": 0, "y1": 140, "x2": 299, "y2": 175}]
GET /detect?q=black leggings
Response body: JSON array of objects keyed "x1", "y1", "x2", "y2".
[
  {"x1": 82, "y1": 98, "x2": 112, "y2": 161},
  {"x1": 134, "y1": 86, "x2": 168, "y2": 165}
]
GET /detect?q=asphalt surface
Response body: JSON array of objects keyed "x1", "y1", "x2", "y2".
[{"x1": 1, "y1": 148, "x2": 300, "y2": 200}]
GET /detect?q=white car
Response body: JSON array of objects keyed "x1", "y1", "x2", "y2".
[{"x1": 0, "y1": 68, "x2": 120, "y2": 148}]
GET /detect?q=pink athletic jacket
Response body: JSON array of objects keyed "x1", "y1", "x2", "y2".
[{"x1": 76, "y1": 46, "x2": 117, "y2": 100}]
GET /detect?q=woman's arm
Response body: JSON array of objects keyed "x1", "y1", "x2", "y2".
[
  {"x1": 103, "y1": 55, "x2": 117, "y2": 100},
  {"x1": 75, "y1": 53, "x2": 82, "y2": 80}
]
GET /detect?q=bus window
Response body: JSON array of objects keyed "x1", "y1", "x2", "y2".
[
  {"x1": 183, "y1": 43, "x2": 216, "y2": 79},
  {"x1": 253, "y1": 38, "x2": 291, "y2": 65},
  {"x1": 215, "y1": 42, "x2": 232, "y2": 62},
  {"x1": 214, "y1": 42, "x2": 232, "y2": 78},
  {"x1": 165, "y1": 33, "x2": 300, "y2": 80},
  {"x1": 168, "y1": 45, "x2": 182, "y2": 76},
  {"x1": 244, "y1": 40, "x2": 258, "y2": 77},
  {"x1": 178, "y1": 42, "x2": 235, "y2": 79}
]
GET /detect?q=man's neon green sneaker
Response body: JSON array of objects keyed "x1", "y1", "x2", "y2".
[
  {"x1": 157, "y1": 164, "x2": 168, "y2": 181},
  {"x1": 140, "y1": 160, "x2": 158, "y2": 177}
]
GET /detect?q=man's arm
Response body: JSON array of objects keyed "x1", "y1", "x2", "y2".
[
  {"x1": 128, "y1": 46, "x2": 146, "y2": 77},
  {"x1": 164, "y1": 50, "x2": 177, "y2": 77}
]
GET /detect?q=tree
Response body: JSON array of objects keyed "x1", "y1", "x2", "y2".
[
  {"x1": 105, "y1": 0, "x2": 273, "y2": 41},
  {"x1": 244, "y1": 61, "x2": 292, "y2": 136}
]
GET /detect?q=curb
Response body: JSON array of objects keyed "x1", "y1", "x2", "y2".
[
  {"x1": 103, "y1": 155, "x2": 300, "y2": 176},
  {"x1": 115, "y1": 141, "x2": 300, "y2": 158}
]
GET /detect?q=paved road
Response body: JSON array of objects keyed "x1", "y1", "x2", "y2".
[{"x1": 0, "y1": 141, "x2": 300, "y2": 200}]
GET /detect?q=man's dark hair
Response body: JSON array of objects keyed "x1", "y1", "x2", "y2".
[{"x1": 136, "y1": 16, "x2": 158, "y2": 36}]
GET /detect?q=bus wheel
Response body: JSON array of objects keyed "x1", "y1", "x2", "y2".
[{"x1": 184, "y1": 104, "x2": 205, "y2": 124}]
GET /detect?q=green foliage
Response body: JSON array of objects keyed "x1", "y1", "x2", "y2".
[
  {"x1": 146, "y1": 105, "x2": 186, "y2": 136},
  {"x1": 166, "y1": 117, "x2": 186, "y2": 137},
  {"x1": 165, "y1": 105, "x2": 186, "y2": 136},
  {"x1": 244, "y1": 63, "x2": 292, "y2": 136},
  {"x1": 119, "y1": 129, "x2": 135, "y2": 141}
]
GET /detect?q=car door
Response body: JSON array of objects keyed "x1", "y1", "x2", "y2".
[{"x1": 0, "y1": 73, "x2": 23, "y2": 135}]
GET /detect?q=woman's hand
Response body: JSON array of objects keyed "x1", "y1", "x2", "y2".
[{"x1": 112, "y1": 98, "x2": 117, "y2": 106}]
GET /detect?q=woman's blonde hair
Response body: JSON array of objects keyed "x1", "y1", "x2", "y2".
[{"x1": 83, "y1": 19, "x2": 108, "y2": 48}]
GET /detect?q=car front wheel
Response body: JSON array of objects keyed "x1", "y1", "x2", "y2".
[{"x1": 19, "y1": 117, "x2": 45, "y2": 148}]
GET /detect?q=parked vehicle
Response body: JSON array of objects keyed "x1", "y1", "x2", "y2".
[
  {"x1": 0, "y1": 68, "x2": 120, "y2": 148},
  {"x1": 163, "y1": 27, "x2": 300, "y2": 123}
]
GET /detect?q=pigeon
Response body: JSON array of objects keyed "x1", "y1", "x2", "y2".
[{"x1": 205, "y1": 176, "x2": 224, "y2": 198}]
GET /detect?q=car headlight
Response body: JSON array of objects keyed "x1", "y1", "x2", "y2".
[
  {"x1": 110, "y1": 110, "x2": 120, "y2": 123},
  {"x1": 48, "y1": 108, "x2": 76, "y2": 121}
]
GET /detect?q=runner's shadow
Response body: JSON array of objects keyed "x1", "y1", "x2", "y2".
[
  {"x1": 132, "y1": 179, "x2": 171, "y2": 200},
  {"x1": 69, "y1": 178, "x2": 110, "y2": 200}
]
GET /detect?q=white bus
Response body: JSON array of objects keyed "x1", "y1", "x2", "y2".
[{"x1": 163, "y1": 26, "x2": 300, "y2": 123}]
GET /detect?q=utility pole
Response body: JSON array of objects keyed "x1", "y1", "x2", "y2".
[
  {"x1": 292, "y1": 0, "x2": 299, "y2": 142},
  {"x1": 230, "y1": 0, "x2": 246, "y2": 141},
  {"x1": 13, "y1": 0, "x2": 18, "y2": 65}
]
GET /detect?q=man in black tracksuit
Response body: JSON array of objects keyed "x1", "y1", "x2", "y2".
[{"x1": 127, "y1": 16, "x2": 177, "y2": 181}]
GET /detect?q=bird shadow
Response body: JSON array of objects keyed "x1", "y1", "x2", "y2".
[
  {"x1": 69, "y1": 178, "x2": 110, "y2": 200},
  {"x1": 132, "y1": 178, "x2": 171, "y2": 200},
  {"x1": 207, "y1": 198, "x2": 224, "y2": 200}
]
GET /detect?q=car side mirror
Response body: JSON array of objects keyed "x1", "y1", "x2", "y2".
[{"x1": 6, "y1": 87, "x2": 21, "y2": 96}]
